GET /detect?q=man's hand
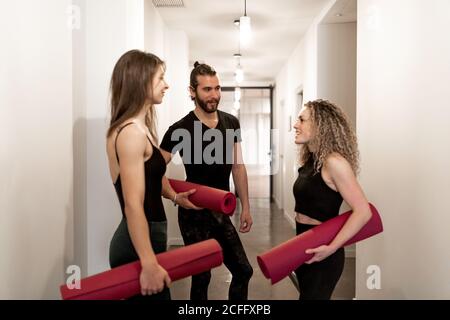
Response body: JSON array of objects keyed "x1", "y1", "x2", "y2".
[{"x1": 239, "y1": 209, "x2": 253, "y2": 233}]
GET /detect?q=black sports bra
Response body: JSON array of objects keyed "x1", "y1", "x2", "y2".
[
  {"x1": 293, "y1": 156, "x2": 343, "y2": 222},
  {"x1": 113, "y1": 123, "x2": 167, "y2": 222}
]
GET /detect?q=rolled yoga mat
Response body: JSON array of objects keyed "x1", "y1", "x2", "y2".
[
  {"x1": 168, "y1": 179, "x2": 237, "y2": 215},
  {"x1": 60, "y1": 239, "x2": 223, "y2": 300},
  {"x1": 257, "y1": 203, "x2": 383, "y2": 284}
]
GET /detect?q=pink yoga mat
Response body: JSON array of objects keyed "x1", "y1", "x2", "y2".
[
  {"x1": 60, "y1": 239, "x2": 223, "y2": 300},
  {"x1": 168, "y1": 179, "x2": 237, "y2": 215},
  {"x1": 257, "y1": 203, "x2": 383, "y2": 284}
]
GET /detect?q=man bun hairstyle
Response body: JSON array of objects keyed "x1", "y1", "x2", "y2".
[{"x1": 190, "y1": 61, "x2": 216, "y2": 90}]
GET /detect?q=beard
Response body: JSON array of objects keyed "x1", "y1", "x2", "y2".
[{"x1": 196, "y1": 95, "x2": 220, "y2": 114}]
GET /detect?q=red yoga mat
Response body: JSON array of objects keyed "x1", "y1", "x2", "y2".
[
  {"x1": 257, "y1": 203, "x2": 383, "y2": 284},
  {"x1": 168, "y1": 179, "x2": 237, "y2": 215},
  {"x1": 60, "y1": 239, "x2": 223, "y2": 300}
]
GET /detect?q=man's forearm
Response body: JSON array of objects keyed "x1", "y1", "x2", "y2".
[{"x1": 232, "y1": 164, "x2": 250, "y2": 211}]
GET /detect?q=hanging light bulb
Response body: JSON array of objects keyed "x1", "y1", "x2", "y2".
[
  {"x1": 235, "y1": 64, "x2": 244, "y2": 84},
  {"x1": 234, "y1": 52, "x2": 244, "y2": 84},
  {"x1": 234, "y1": 87, "x2": 241, "y2": 102},
  {"x1": 232, "y1": 86, "x2": 241, "y2": 114},
  {"x1": 233, "y1": 100, "x2": 241, "y2": 111},
  {"x1": 240, "y1": 16, "x2": 251, "y2": 45},
  {"x1": 239, "y1": 0, "x2": 251, "y2": 45}
]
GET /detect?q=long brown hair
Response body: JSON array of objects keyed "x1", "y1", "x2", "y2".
[
  {"x1": 300, "y1": 99, "x2": 359, "y2": 174},
  {"x1": 107, "y1": 50, "x2": 165, "y2": 141}
]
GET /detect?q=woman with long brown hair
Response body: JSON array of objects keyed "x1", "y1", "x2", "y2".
[
  {"x1": 292, "y1": 99, "x2": 372, "y2": 300},
  {"x1": 106, "y1": 50, "x2": 198, "y2": 300}
]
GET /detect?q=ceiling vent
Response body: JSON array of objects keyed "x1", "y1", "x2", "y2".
[{"x1": 152, "y1": 0, "x2": 185, "y2": 7}]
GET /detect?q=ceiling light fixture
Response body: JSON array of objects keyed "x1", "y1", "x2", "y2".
[
  {"x1": 234, "y1": 87, "x2": 241, "y2": 102},
  {"x1": 234, "y1": 37, "x2": 244, "y2": 84},
  {"x1": 239, "y1": 0, "x2": 252, "y2": 46},
  {"x1": 235, "y1": 64, "x2": 244, "y2": 84},
  {"x1": 233, "y1": 100, "x2": 241, "y2": 112},
  {"x1": 152, "y1": 0, "x2": 184, "y2": 7}
]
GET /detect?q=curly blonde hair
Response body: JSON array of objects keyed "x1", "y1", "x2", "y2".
[{"x1": 300, "y1": 99, "x2": 359, "y2": 174}]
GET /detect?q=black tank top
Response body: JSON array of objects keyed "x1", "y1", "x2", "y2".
[
  {"x1": 293, "y1": 155, "x2": 343, "y2": 222},
  {"x1": 113, "y1": 123, "x2": 167, "y2": 222}
]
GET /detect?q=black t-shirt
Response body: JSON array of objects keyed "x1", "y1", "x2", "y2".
[{"x1": 160, "y1": 110, "x2": 242, "y2": 191}]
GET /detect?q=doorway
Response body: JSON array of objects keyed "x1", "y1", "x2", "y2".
[{"x1": 221, "y1": 87, "x2": 272, "y2": 199}]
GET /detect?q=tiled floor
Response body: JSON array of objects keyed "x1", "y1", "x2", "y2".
[
  {"x1": 169, "y1": 198, "x2": 355, "y2": 300},
  {"x1": 247, "y1": 174, "x2": 270, "y2": 198}
]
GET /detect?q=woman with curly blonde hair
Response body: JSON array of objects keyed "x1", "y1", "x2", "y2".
[{"x1": 292, "y1": 99, "x2": 372, "y2": 300}]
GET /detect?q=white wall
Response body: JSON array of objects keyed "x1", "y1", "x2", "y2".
[
  {"x1": 0, "y1": 0, "x2": 189, "y2": 298},
  {"x1": 317, "y1": 21, "x2": 357, "y2": 257},
  {"x1": 273, "y1": 3, "x2": 357, "y2": 261},
  {"x1": 73, "y1": 0, "x2": 191, "y2": 274},
  {"x1": 271, "y1": 86, "x2": 282, "y2": 207},
  {"x1": 72, "y1": 0, "x2": 88, "y2": 281},
  {"x1": 317, "y1": 22, "x2": 357, "y2": 128},
  {"x1": 75, "y1": 0, "x2": 146, "y2": 277},
  {"x1": 142, "y1": 0, "x2": 191, "y2": 246},
  {"x1": 356, "y1": 0, "x2": 450, "y2": 299},
  {"x1": 273, "y1": 30, "x2": 307, "y2": 226},
  {"x1": 143, "y1": 0, "x2": 165, "y2": 58},
  {"x1": 159, "y1": 29, "x2": 191, "y2": 246},
  {"x1": 0, "y1": 0, "x2": 73, "y2": 299},
  {"x1": 273, "y1": 0, "x2": 337, "y2": 225}
]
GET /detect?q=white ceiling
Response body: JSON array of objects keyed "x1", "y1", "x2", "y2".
[{"x1": 155, "y1": 0, "x2": 332, "y2": 86}]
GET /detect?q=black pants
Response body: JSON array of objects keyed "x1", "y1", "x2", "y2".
[
  {"x1": 178, "y1": 208, "x2": 253, "y2": 300},
  {"x1": 294, "y1": 222, "x2": 345, "y2": 300},
  {"x1": 109, "y1": 219, "x2": 171, "y2": 300}
]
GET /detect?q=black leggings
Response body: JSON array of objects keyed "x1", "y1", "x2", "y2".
[
  {"x1": 109, "y1": 219, "x2": 171, "y2": 300},
  {"x1": 178, "y1": 208, "x2": 253, "y2": 300},
  {"x1": 294, "y1": 222, "x2": 345, "y2": 300}
]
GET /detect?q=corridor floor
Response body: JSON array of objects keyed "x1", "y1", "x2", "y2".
[{"x1": 170, "y1": 199, "x2": 355, "y2": 300}]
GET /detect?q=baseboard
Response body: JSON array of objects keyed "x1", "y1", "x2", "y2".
[
  {"x1": 273, "y1": 197, "x2": 282, "y2": 210},
  {"x1": 283, "y1": 209, "x2": 296, "y2": 229},
  {"x1": 168, "y1": 237, "x2": 184, "y2": 247},
  {"x1": 345, "y1": 246, "x2": 355, "y2": 258}
]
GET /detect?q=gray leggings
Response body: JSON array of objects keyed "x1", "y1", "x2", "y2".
[{"x1": 109, "y1": 219, "x2": 171, "y2": 300}]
